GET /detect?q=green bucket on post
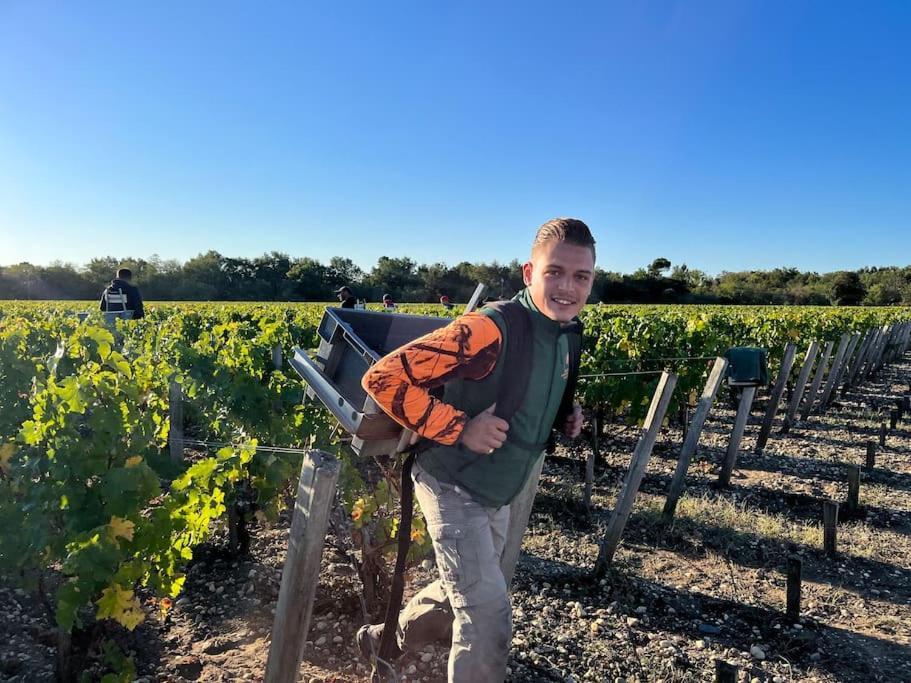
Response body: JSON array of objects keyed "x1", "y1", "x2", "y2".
[{"x1": 724, "y1": 347, "x2": 769, "y2": 387}]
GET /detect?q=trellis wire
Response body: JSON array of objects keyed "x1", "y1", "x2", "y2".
[{"x1": 173, "y1": 437, "x2": 310, "y2": 455}]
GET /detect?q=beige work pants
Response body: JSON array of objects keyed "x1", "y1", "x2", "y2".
[{"x1": 397, "y1": 461, "x2": 512, "y2": 682}]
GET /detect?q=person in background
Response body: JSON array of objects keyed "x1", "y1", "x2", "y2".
[
  {"x1": 382, "y1": 293, "x2": 397, "y2": 311},
  {"x1": 440, "y1": 294, "x2": 454, "y2": 311},
  {"x1": 336, "y1": 286, "x2": 357, "y2": 309},
  {"x1": 100, "y1": 268, "x2": 145, "y2": 319}
]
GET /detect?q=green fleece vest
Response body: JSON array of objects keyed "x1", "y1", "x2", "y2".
[{"x1": 417, "y1": 289, "x2": 571, "y2": 507}]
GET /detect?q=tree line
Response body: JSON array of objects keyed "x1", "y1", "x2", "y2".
[{"x1": 1, "y1": 252, "x2": 909, "y2": 306}]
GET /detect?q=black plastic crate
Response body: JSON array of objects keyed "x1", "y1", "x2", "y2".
[{"x1": 291, "y1": 307, "x2": 450, "y2": 457}]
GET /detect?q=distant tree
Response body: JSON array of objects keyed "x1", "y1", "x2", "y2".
[
  {"x1": 287, "y1": 258, "x2": 329, "y2": 300},
  {"x1": 327, "y1": 257, "x2": 365, "y2": 291},
  {"x1": 830, "y1": 271, "x2": 866, "y2": 306},
  {"x1": 182, "y1": 251, "x2": 230, "y2": 299},
  {"x1": 647, "y1": 257, "x2": 671, "y2": 278},
  {"x1": 2, "y1": 263, "x2": 42, "y2": 299},
  {"x1": 220, "y1": 257, "x2": 257, "y2": 299},
  {"x1": 671, "y1": 264, "x2": 709, "y2": 290},
  {"x1": 865, "y1": 283, "x2": 902, "y2": 306},
  {"x1": 417, "y1": 262, "x2": 454, "y2": 303},
  {"x1": 366, "y1": 256, "x2": 421, "y2": 300},
  {"x1": 83, "y1": 257, "x2": 121, "y2": 286},
  {"x1": 40, "y1": 263, "x2": 94, "y2": 299},
  {"x1": 251, "y1": 252, "x2": 291, "y2": 299}
]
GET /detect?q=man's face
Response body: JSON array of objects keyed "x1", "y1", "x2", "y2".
[
  {"x1": 338, "y1": 289, "x2": 349, "y2": 301},
  {"x1": 522, "y1": 240, "x2": 595, "y2": 322}
]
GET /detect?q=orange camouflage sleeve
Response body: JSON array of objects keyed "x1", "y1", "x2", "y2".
[{"x1": 361, "y1": 312, "x2": 502, "y2": 445}]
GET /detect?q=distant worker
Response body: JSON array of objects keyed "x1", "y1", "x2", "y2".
[
  {"x1": 100, "y1": 268, "x2": 144, "y2": 320},
  {"x1": 382, "y1": 293, "x2": 397, "y2": 311},
  {"x1": 336, "y1": 286, "x2": 357, "y2": 309},
  {"x1": 440, "y1": 295, "x2": 454, "y2": 311}
]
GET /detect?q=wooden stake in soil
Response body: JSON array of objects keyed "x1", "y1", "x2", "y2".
[
  {"x1": 583, "y1": 414, "x2": 598, "y2": 511},
  {"x1": 801, "y1": 339, "x2": 834, "y2": 421},
  {"x1": 272, "y1": 343, "x2": 283, "y2": 370},
  {"x1": 265, "y1": 450, "x2": 340, "y2": 683},
  {"x1": 823, "y1": 500, "x2": 839, "y2": 557},
  {"x1": 56, "y1": 629, "x2": 73, "y2": 683},
  {"x1": 756, "y1": 343, "x2": 797, "y2": 453},
  {"x1": 845, "y1": 464, "x2": 860, "y2": 513},
  {"x1": 168, "y1": 379, "x2": 184, "y2": 464},
  {"x1": 874, "y1": 324, "x2": 895, "y2": 372},
  {"x1": 786, "y1": 555, "x2": 802, "y2": 622},
  {"x1": 717, "y1": 386, "x2": 756, "y2": 489},
  {"x1": 272, "y1": 344, "x2": 284, "y2": 412},
  {"x1": 879, "y1": 422, "x2": 887, "y2": 448},
  {"x1": 664, "y1": 357, "x2": 728, "y2": 519},
  {"x1": 890, "y1": 408, "x2": 899, "y2": 430},
  {"x1": 595, "y1": 372, "x2": 677, "y2": 575},
  {"x1": 865, "y1": 441, "x2": 876, "y2": 471},
  {"x1": 785, "y1": 341, "x2": 819, "y2": 428},
  {"x1": 844, "y1": 329, "x2": 874, "y2": 389},
  {"x1": 828, "y1": 332, "x2": 860, "y2": 404},
  {"x1": 818, "y1": 333, "x2": 852, "y2": 410},
  {"x1": 714, "y1": 659, "x2": 739, "y2": 683},
  {"x1": 464, "y1": 282, "x2": 487, "y2": 314},
  {"x1": 866, "y1": 326, "x2": 889, "y2": 378}
]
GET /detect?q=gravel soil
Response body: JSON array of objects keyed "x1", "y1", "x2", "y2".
[{"x1": 3, "y1": 356, "x2": 910, "y2": 682}]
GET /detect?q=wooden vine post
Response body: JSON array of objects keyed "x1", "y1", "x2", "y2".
[
  {"x1": 595, "y1": 371, "x2": 677, "y2": 575},
  {"x1": 663, "y1": 357, "x2": 727, "y2": 519},
  {"x1": 784, "y1": 341, "x2": 819, "y2": 429},
  {"x1": 168, "y1": 378, "x2": 184, "y2": 464},
  {"x1": 801, "y1": 340, "x2": 834, "y2": 421},
  {"x1": 845, "y1": 464, "x2": 861, "y2": 514},
  {"x1": 714, "y1": 660, "x2": 739, "y2": 683},
  {"x1": 583, "y1": 413, "x2": 598, "y2": 511},
  {"x1": 717, "y1": 385, "x2": 757, "y2": 489},
  {"x1": 874, "y1": 324, "x2": 894, "y2": 373},
  {"x1": 272, "y1": 343, "x2": 283, "y2": 412},
  {"x1": 817, "y1": 333, "x2": 851, "y2": 411},
  {"x1": 755, "y1": 343, "x2": 797, "y2": 453},
  {"x1": 862, "y1": 327, "x2": 885, "y2": 380},
  {"x1": 823, "y1": 500, "x2": 839, "y2": 557},
  {"x1": 786, "y1": 555, "x2": 802, "y2": 622},
  {"x1": 844, "y1": 329, "x2": 874, "y2": 390},
  {"x1": 265, "y1": 450, "x2": 340, "y2": 683},
  {"x1": 825, "y1": 333, "x2": 860, "y2": 407}
]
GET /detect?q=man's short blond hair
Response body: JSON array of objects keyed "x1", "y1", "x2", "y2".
[{"x1": 532, "y1": 218, "x2": 596, "y2": 261}]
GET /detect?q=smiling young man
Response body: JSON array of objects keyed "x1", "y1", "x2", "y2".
[{"x1": 358, "y1": 218, "x2": 595, "y2": 682}]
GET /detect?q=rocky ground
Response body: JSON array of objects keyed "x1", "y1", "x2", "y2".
[{"x1": 2, "y1": 356, "x2": 910, "y2": 682}]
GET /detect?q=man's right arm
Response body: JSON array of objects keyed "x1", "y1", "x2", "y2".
[{"x1": 361, "y1": 312, "x2": 502, "y2": 445}]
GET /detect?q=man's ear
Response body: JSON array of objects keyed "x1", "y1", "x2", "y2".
[{"x1": 522, "y1": 261, "x2": 533, "y2": 286}]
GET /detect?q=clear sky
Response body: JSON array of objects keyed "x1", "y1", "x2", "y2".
[{"x1": 1, "y1": 1, "x2": 908, "y2": 275}]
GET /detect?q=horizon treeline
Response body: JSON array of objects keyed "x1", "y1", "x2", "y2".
[{"x1": 1, "y1": 251, "x2": 910, "y2": 306}]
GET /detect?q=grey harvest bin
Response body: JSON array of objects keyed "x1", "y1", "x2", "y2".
[{"x1": 290, "y1": 307, "x2": 450, "y2": 458}]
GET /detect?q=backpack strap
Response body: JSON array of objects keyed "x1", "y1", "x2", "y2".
[
  {"x1": 554, "y1": 318, "x2": 583, "y2": 428},
  {"x1": 483, "y1": 301, "x2": 533, "y2": 423}
]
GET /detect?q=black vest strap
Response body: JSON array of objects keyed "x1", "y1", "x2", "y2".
[
  {"x1": 555, "y1": 319, "x2": 583, "y2": 428},
  {"x1": 483, "y1": 301, "x2": 533, "y2": 422}
]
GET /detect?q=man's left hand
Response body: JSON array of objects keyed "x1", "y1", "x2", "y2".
[{"x1": 562, "y1": 403, "x2": 583, "y2": 438}]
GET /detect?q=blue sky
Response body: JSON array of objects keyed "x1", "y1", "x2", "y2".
[{"x1": 1, "y1": 1, "x2": 909, "y2": 275}]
